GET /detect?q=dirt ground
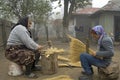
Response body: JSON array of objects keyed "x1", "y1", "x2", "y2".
[{"x1": 0, "y1": 41, "x2": 120, "y2": 80}]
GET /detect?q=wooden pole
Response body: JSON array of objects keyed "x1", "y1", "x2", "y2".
[{"x1": 86, "y1": 38, "x2": 89, "y2": 53}]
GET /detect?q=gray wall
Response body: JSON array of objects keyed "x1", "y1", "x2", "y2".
[
  {"x1": 99, "y1": 12, "x2": 114, "y2": 35},
  {"x1": 74, "y1": 15, "x2": 92, "y2": 41},
  {"x1": 91, "y1": 11, "x2": 120, "y2": 41}
]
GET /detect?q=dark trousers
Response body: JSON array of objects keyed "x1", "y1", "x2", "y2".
[
  {"x1": 32, "y1": 52, "x2": 40, "y2": 68},
  {"x1": 25, "y1": 52, "x2": 40, "y2": 75}
]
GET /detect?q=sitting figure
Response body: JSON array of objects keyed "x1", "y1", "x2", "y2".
[
  {"x1": 79, "y1": 25, "x2": 114, "y2": 80},
  {"x1": 5, "y1": 16, "x2": 43, "y2": 78}
]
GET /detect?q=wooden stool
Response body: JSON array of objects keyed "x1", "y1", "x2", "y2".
[
  {"x1": 98, "y1": 61, "x2": 119, "y2": 80},
  {"x1": 41, "y1": 53, "x2": 58, "y2": 75}
]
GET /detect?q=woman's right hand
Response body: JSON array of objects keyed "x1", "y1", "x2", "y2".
[{"x1": 37, "y1": 45, "x2": 44, "y2": 50}]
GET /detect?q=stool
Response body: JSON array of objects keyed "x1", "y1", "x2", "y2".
[
  {"x1": 98, "y1": 61, "x2": 119, "y2": 80},
  {"x1": 8, "y1": 62, "x2": 23, "y2": 76},
  {"x1": 41, "y1": 53, "x2": 58, "y2": 75}
]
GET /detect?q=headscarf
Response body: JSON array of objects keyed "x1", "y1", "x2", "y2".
[
  {"x1": 92, "y1": 25, "x2": 106, "y2": 45},
  {"x1": 11, "y1": 16, "x2": 32, "y2": 38},
  {"x1": 11, "y1": 16, "x2": 29, "y2": 30}
]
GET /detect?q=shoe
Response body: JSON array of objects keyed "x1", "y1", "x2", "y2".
[
  {"x1": 81, "y1": 71, "x2": 93, "y2": 75},
  {"x1": 32, "y1": 66, "x2": 41, "y2": 71},
  {"x1": 25, "y1": 73, "x2": 38, "y2": 79},
  {"x1": 81, "y1": 71, "x2": 87, "y2": 75},
  {"x1": 79, "y1": 75, "x2": 93, "y2": 80}
]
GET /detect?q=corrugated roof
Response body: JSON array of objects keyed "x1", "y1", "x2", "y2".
[
  {"x1": 72, "y1": 8, "x2": 100, "y2": 15},
  {"x1": 72, "y1": 0, "x2": 120, "y2": 16},
  {"x1": 91, "y1": 0, "x2": 120, "y2": 16},
  {"x1": 101, "y1": 0, "x2": 120, "y2": 11}
]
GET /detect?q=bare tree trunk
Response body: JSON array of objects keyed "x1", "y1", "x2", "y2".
[
  {"x1": 62, "y1": 26, "x2": 69, "y2": 42},
  {"x1": 62, "y1": 0, "x2": 69, "y2": 42},
  {"x1": 1, "y1": 20, "x2": 7, "y2": 49},
  {"x1": 68, "y1": 0, "x2": 75, "y2": 19},
  {"x1": 56, "y1": 29, "x2": 61, "y2": 39},
  {"x1": 44, "y1": 23, "x2": 49, "y2": 41},
  {"x1": 62, "y1": 0, "x2": 75, "y2": 42},
  {"x1": 32, "y1": 23, "x2": 39, "y2": 43}
]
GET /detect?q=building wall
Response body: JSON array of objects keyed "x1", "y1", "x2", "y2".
[
  {"x1": 91, "y1": 16, "x2": 99, "y2": 27},
  {"x1": 75, "y1": 15, "x2": 92, "y2": 41},
  {"x1": 113, "y1": 12, "x2": 120, "y2": 41},
  {"x1": 94, "y1": 11, "x2": 120, "y2": 41},
  {"x1": 99, "y1": 13, "x2": 114, "y2": 35}
]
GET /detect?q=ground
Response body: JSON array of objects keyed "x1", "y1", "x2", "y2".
[{"x1": 0, "y1": 40, "x2": 120, "y2": 80}]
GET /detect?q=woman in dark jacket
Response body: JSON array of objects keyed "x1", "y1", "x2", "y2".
[{"x1": 5, "y1": 16, "x2": 43, "y2": 78}]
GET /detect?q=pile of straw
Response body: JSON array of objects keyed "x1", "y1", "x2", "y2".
[{"x1": 43, "y1": 75, "x2": 73, "y2": 80}]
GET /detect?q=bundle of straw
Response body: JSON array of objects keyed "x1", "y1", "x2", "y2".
[
  {"x1": 43, "y1": 75, "x2": 73, "y2": 80},
  {"x1": 68, "y1": 35, "x2": 95, "y2": 62},
  {"x1": 42, "y1": 47, "x2": 64, "y2": 57}
]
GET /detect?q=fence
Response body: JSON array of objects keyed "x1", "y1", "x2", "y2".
[{"x1": 0, "y1": 19, "x2": 14, "y2": 51}]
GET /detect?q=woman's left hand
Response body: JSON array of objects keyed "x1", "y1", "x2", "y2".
[{"x1": 90, "y1": 51, "x2": 96, "y2": 56}]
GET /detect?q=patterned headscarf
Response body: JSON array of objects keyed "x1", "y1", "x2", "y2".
[{"x1": 92, "y1": 25, "x2": 106, "y2": 45}]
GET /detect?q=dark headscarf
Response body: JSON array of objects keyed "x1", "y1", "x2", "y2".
[
  {"x1": 11, "y1": 16, "x2": 29, "y2": 30},
  {"x1": 11, "y1": 16, "x2": 32, "y2": 38}
]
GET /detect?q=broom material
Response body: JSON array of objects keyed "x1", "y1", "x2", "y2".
[
  {"x1": 42, "y1": 47, "x2": 64, "y2": 57},
  {"x1": 43, "y1": 75, "x2": 73, "y2": 80},
  {"x1": 58, "y1": 55, "x2": 81, "y2": 68},
  {"x1": 58, "y1": 55, "x2": 70, "y2": 61},
  {"x1": 68, "y1": 35, "x2": 95, "y2": 62}
]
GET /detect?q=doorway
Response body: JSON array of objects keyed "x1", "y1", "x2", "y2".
[{"x1": 114, "y1": 16, "x2": 120, "y2": 42}]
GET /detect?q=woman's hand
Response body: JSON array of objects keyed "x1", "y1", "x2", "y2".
[
  {"x1": 91, "y1": 51, "x2": 96, "y2": 56},
  {"x1": 91, "y1": 51, "x2": 103, "y2": 59},
  {"x1": 37, "y1": 45, "x2": 44, "y2": 50}
]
